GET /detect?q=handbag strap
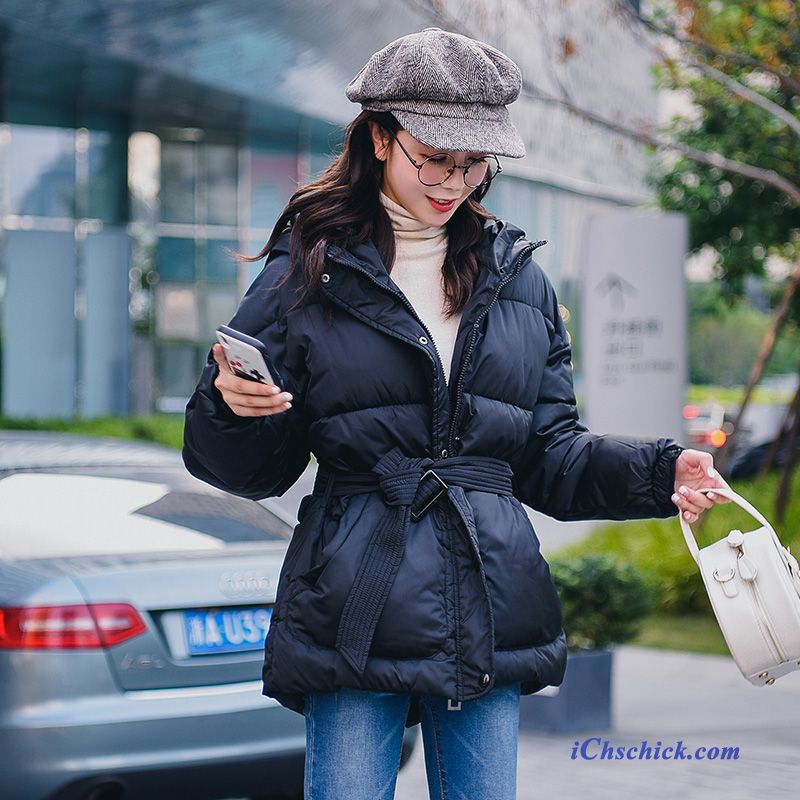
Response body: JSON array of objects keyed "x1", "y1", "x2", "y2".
[{"x1": 679, "y1": 486, "x2": 778, "y2": 566}]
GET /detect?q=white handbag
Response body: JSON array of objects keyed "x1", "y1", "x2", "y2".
[{"x1": 680, "y1": 486, "x2": 800, "y2": 685}]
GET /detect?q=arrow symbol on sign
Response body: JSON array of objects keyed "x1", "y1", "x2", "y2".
[{"x1": 595, "y1": 273, "x2": 638, "y2": 311}]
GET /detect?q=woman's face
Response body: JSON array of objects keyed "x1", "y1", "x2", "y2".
[{"x1": 368, "y1": 122, "x2": 487, "y2": 226}]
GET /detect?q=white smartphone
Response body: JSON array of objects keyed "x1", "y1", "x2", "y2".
[{"x1": 215, "y1": 325, "x2": 280, "y2": 387}]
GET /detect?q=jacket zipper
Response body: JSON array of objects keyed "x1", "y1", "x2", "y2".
[
  {"x1": 325, "y1": 249, "x2": 446, "y2": 454},
  {"x1": 446, "y1": 241, "x2": 545, "y2": 454}
]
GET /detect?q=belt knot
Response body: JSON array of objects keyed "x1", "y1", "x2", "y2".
[{"x1": 372, "y1": 447, "x2": 433, "y2": 507}]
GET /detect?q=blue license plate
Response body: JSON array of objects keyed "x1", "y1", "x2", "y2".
[{"x1": 183, "y1": 606, "x2": 272, "y2": 655}]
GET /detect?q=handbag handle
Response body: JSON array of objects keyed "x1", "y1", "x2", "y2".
[{"x1": 679, "y1": 486, "x2": 778, "y2": 566}]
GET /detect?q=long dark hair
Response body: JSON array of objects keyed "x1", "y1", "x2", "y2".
[{"x1": 235, "y1": 110, "x2": 498, "y2": 320}]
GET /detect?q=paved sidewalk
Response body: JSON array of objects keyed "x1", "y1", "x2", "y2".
[{"x1": 396, "y1": 645, "x2": 800, "y2": 799}]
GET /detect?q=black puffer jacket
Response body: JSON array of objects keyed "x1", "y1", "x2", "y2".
[{"x1": 183, "y1": 218, "x2": 683, "y2": 725}]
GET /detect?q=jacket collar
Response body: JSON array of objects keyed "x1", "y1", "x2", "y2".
[
  {"x1": 271, "y1": 217, "x2": 545, "y2": 289},
  {"x1": 324, "y1": 217, "x2": 534, "y2": 279}
]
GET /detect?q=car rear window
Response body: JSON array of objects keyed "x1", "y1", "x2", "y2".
[
  {"x1": 0, "y1": 473, "x2": 292, "y2": 560},
  {"x1": 134, "y1": 490, "x2": 291, "y2": 542}
]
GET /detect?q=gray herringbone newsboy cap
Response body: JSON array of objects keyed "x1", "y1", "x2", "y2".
[{"x1": 346, "y1": 27, "x2": 526, "y2": 158}]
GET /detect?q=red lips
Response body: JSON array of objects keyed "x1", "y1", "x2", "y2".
[{"x1": 427, "y1": 197, "x2": 455, "y2": 211}]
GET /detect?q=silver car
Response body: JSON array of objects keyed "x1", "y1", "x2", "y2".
[{"x1": 0, "y1": 431, "x2": 418, "y2": 800}]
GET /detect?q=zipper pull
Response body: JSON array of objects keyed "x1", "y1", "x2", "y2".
[{"x1": 737, "y1": 552, "x2": 758, "y2": 582}]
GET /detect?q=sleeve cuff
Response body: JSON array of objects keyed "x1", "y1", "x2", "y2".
[{"x1": 652, "y1": 443, "x2": 684, "y2": 517}]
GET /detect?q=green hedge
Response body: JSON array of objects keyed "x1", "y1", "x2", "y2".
[
  {"x1": 549, "y1": 552, "x2": 656, "y2": 649},
  {"x1": 0, "y1": 414, "x2": 318, "y2": 466},
  {"x1": 0, "y1": 415, "x2": 187, "y2": 451}
]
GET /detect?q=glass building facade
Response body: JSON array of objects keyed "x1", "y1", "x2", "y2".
[
  {"x1": 0, "y1": 0, "x2": 656, "y2": 418},
  {"x1": 0, "y1": 5, "x2": 343, "y2": 417},
  {"x1": 0, "y1": 120, "x2": 321, "y2": 416}
]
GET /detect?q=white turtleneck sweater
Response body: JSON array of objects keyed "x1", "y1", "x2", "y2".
[{"x1": 378, "y1": 189, "x2": 463, "y2": 385}]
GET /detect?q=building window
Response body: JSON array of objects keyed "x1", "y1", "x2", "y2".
[
  {"x1": 206, "y1": 144, "x2": 238, "y2": 226},
  {"x1": 157, "y1": 236, "x2": 196, "y2": 282},
  {"x1": 160, "y1": 140, "x2": 196, "y2": 225},
  {"x1": 6, "y1": 125, "x2": 76, "y2": 219}
]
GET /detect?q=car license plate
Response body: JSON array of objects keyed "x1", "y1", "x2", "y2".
[{"x1": 183, "y1": 606, "x2": 272, "y2": 655}]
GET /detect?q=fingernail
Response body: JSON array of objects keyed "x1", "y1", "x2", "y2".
[
  {"x1": 282, "y1": 393, "x2": 293, "y2": 401},
  {"x1": 672, "y1": 494, "x2": 680, "y2": 503},
  {"x1": 679, "y1": 486, "x2": 688, "y2": 495},
  {"x1": 708, "y1": 492, "x2": 716, "y2": 500},
  {"x1": 707, "y1": 468, "x2": 717, "y2": 478},
  {"x1": 270, "y1": 386, "x2": 280, "y2": 394},
  {"x1": 684, "y1": 511, "x2": 692, "y2": 520}
]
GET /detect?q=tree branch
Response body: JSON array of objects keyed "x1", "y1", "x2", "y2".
[
  {"x1": 521, "y1": 84, "x2": 800, "y2": 205},
  {"x1": 613, "y1": 0, "x2": 800, "y2": 98},
  {"x1": 611, "y1": 2, "x2": 800, "y2": 139},
  {"x1": 676, "y1": 52, "x2": 800, "y2": 140},
  {"x1": 715, "y1": 261, "x2": 800, "y2": 472}
]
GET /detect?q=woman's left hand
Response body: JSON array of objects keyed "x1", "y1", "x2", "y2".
[{"x1": 672, "y1": 448, "x2": 732, "y2": 523}]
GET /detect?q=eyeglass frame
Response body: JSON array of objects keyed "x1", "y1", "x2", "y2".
[{"x1": 388, "y1": 131, "x2": 502, "y2": 188}]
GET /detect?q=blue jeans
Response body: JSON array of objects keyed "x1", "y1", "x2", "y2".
[{"x1": 303, "y1": 683, "x2": 521, "y2": 800}]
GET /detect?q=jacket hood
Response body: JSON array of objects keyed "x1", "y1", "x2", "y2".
[{"x1": 474, "y1": 217, "x2": 532, "y2": 274}]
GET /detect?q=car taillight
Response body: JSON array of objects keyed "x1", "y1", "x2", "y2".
[
  {"x1": 706, "y1": 429, "x2": 727, "y2": 448},
  {"x1": 0, "y1": 603, "x2": 147, "y2": 649},
  {"x1": 683, "y1": 404, "x2": 701, "y2": 419}
]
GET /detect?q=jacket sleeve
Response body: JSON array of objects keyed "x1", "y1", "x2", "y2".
[
  {"x1": 182, "y1": 254, "x2": 310, "y2": 501},
  {"x1": 512, "y1": 265, "x2": 684, "y2": 522}
]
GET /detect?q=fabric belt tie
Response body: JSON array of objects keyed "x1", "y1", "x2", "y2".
[{"x1": 310, "y1": 445, "x2": 515, "y2": 677}]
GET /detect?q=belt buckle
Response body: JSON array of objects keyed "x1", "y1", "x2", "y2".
[{"x1": 411, "y1": 469, "x2": 448, "y2": 522}]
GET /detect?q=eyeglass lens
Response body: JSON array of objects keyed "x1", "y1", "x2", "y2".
[{"x1": 419, "y1": 154, "x2": 497, "y2": 187}]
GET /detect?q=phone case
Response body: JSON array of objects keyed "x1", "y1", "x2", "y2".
[{"x1": 216, "y1": 325, "x2": 279, "y2": 386}]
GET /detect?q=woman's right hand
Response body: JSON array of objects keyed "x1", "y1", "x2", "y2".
[{"x1": 212, "y1": 343, "x2": 293, "y2": 417}]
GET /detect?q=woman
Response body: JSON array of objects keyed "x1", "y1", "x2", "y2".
[{"x1": 183, "y1": 26, "x2": 729, "y2": 800}]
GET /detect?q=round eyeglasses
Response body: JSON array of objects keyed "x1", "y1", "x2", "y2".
[{"x1": 390, "y1": 132, "x2": 502, "y2": 188}]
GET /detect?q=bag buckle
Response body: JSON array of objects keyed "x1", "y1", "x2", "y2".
[{"x1": 411, "y1": 469, "x2": 448, "y2": 522}]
